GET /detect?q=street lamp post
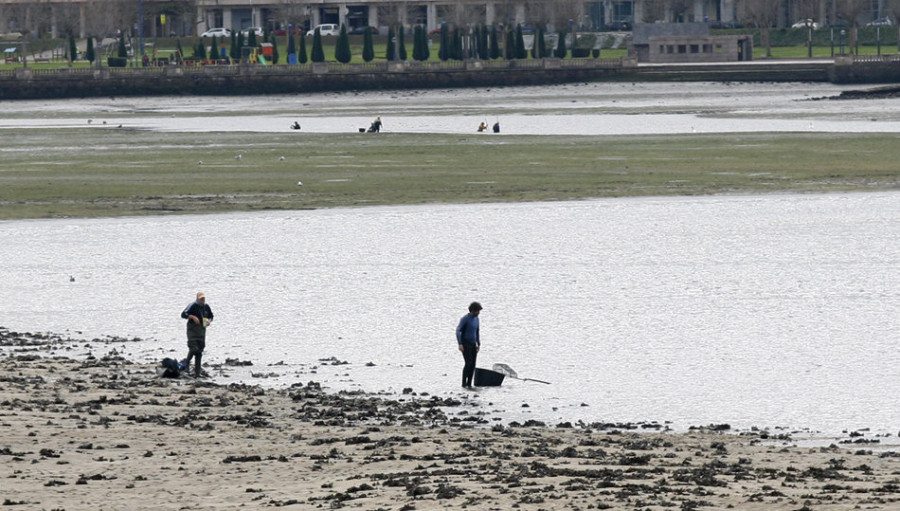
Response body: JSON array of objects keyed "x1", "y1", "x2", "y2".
[
  {"x1": 805, "y1": 18, "x2": 813, "y2": 58},
  {"x1": 569, "y1": 18, "x2": 574, "y2": 57},
  {"x1": 839, "y1": 29, "x2": 845, "y2": 55},
  {"x1": 138, "y1": 0, "x2": 144, "y2": 57}
]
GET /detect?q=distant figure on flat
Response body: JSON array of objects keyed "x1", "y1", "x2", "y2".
[
  {"x1": 367, "y1": 116, "x2": 382, "y2": 133},
  {"x1": 477, "y1": 122, "x2": 487, "y2": 132},
  {"x1": 290, "y1": 121, "x2": 301, "y2": 130},
  {"x1": 492, "y1": 121, "x2": 500, "y2": 133}
]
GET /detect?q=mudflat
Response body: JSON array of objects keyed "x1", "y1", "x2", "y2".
[
  {"x1": 2, "y1": 330, "x2": 899, "y2": 510},
  {"x1": 1, "y1": 130, "x2": 898, "y2": 219}
]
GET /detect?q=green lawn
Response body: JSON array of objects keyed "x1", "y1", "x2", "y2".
[{"x1": 1, "y1": 129, "x2": 897, "y2": 220}]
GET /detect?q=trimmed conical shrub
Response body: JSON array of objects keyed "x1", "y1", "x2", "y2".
[
  {"x1": 230, "y1": 33, "x2": 239, "y2": 60},
  {"x1": 489, "y1": 25, "x2": 500, "y2": 59},
  {"x1": 515, "y1": 24, "x2": 526, "y2": 59},
  {"x1": 362, "y1": 26, "x2": 374, "y2": 62},
  {"x1": 398, "y1": 27, "x2": 407, "y2": 60},
  {"x1": 85, "y1": 36, "x2": 95, "y2": 63},
  {"x1": 117, "y1": 32, "x2": 128, "y2": 58},
  {"x1": 504, "y1": 27, "x2": 515, "y2": 59},
  {"x1": 335, "y1": 24, "x2": 351, "y2": 63},
  {"x1": 420, "y1": 25, "x2": 430, "y2": 61},
  {"x1": 439, "y1": 23, "x2": 449, "y2": 61},
  {"x1": 288, "y1": 33, "x2": 296, "y2": 62},
  {"x1": 311, "y1": 27, "x2": 325, "y2": 62},
  {"x1": 298, "y1": 32, "x2": 308, "y2": 63},
  {"x1": 555, "y1": 30, "x2": 567, "y2": 58},
  {"x1": 386, "y1": 26, "x2": 396, "y2": 60}
]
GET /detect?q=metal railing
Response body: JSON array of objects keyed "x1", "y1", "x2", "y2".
[{"x1": 852, "y1": 53, "x2": 900, "y2": 63}]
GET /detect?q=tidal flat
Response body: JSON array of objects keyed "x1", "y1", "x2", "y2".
[{"x1": 1, "y1": 129, "x2": 898, "y2": 219}]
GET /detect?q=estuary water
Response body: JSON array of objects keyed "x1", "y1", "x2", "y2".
[
  {"x1": 3, "y1": 80, "x2": 900, "y2": 135},
  {"x1": 1, "y1": 193, "x2": 898, "y2": 442},
  {"x1": 1, "y1": 82, "x2": 899, "y2": 444}
]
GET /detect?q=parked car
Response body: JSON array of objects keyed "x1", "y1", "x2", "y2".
[
  {"x1": 200, "y1": 28, "x2": 231, "y2": 38},
  {"x1": 349, "y1": 25, "x2": 376, "y2": 35},
  {"x1": 791, "y1": 19, "x2": 819, "y2": 29},
  {"x1": 867, "y1": 17, "x2": 893, "y2": 27},
  {"x1": 240, "y1": 26, "x2": 264, "y2": 37},
  {"x1": 308, "y1": 24, "x2": 340, "y2": 36},
  {"x1": 273, "y1": 27, "x2": 304, "y2": 36}
]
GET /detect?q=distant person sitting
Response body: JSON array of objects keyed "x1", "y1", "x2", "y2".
[
  {"x1": 477, "y1": 122, "x2": 487, "y2": 132},
  {"x1": 290, "y1": 121, "x2": 301, "y2": 130},
  {"x1": 367, "y1": 116, "x2": 382, "y2": 133},
  {"x1": 492, "y1": 121, "x2": 500, "y2": 133}
]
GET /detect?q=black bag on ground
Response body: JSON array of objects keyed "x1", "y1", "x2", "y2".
[{"x1": 160, "y1": 357, "x2": 180, "y2": 378}]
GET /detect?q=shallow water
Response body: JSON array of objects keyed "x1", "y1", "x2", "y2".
[
  {"x1": 2, "y1": 82, "x2": 899, "y2": 443},
  {"x1": 1, "y1": 193, "x2": 898, "y2": 441},
  {"x1": 3, "y1": 81, "x2": 900, "y2": 135}
]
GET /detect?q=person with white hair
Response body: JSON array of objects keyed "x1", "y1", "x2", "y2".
[{"x1": 181, "y1": 291, "x2": 214, "y2": 378}]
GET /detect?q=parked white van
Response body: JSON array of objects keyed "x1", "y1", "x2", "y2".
[{"x1": 309, "y1": 24, "x2": 340, "y2": 36}]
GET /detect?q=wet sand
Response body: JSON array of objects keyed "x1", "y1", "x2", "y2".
[{"x1": 2, "y1": 330, "x2": 899, "y2": 510}]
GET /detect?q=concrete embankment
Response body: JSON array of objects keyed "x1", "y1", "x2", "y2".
[{"x1": 0, "y1": 57, "x2": 892, "y2": 99}]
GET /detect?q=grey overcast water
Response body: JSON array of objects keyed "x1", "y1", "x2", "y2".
[{"x1": 1, "y1": 82, "x2": 898, "y2": 444}]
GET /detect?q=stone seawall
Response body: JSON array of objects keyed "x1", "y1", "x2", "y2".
[
  {"x1": 0, "y1": 57, "x2": 894, "y2": 100},
  {"x1": 0, "y1": 59, "x2": 631, "y2": 100},
  {"x1": 830, "y1": 54, "x2": 900, "y2": 83}
]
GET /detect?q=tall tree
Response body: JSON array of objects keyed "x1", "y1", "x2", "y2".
[
  {"x1": 230, "y1": 33, "x2": 239, "y2": 60},
  {"x1": 335, "y1": 23, "x2": 351, "y2": 63},
  {"x1": 738, "y1": 0, "x2": 780, "y2": 57},
  {"x1": 834, "y1": 0, "x2": 870, "y2": 52},
  {"x1": 209, "y1": 35, "x2": 218, "y2": 59},
  {"x1": 362, "y1": 26, "x2": 375, "y2": 62},
  {"x1": 311, "y1": 27, "x2": 325, "y2": 62}
]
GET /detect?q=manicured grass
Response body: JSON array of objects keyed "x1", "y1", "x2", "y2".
[{"x1": 1, "y1": 129, "x2": 897, "y2": 219}]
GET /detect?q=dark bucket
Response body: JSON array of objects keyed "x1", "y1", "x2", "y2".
[{"x1": 474, "y1": 368, "x2": 505, "y2": 387}]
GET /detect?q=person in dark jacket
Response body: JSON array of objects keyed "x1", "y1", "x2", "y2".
[
  {"x1": 456, "y1": 301, "x2": 482, "y2": 388},
  {"x1": 181, "y1": 292, "x2": 214, "y2": 377}
]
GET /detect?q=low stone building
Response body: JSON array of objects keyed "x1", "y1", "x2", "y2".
[{"x1": 632, "y1": 22, "x2": 752, "y2": 63}]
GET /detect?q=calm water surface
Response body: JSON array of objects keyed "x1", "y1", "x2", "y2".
[
  {"x1": 1, "y1": 193, "x2": 898, "y2": 442},
  {"x1": 3, "y1": 81, "x2": 900, "y2": 135}
]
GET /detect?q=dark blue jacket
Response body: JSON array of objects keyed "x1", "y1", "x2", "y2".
[{"x1": 456, "y1": 313, "x2": 480, "y2": 346}]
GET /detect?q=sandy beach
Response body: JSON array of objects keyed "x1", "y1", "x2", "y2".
[{"x1": 1, "y1": 329, "x2": 898, "y2": 510}]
